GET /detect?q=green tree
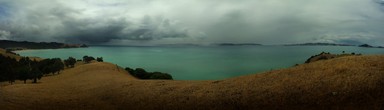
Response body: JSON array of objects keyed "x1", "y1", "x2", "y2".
[
  {"x1": 17, "y1": 66, "x2": 30, "y2": 84},
  {"x1": 38, "y1": 59, "x2": 52, "y2": 75},
  {"x1": 18, "y1": 57, "x2": 33, "y2": 83},
  {"x1": 30, "y1": 67, "x2": 43, "y2": 83},
  {"x1": 0, "y1": 55, "x2": 18, "y2": 84},
  {"x1": 64, "y1": 57, "x2": 76, "y2": 68},
  {"x1": 38, "y1": 58, "x2": 64, "y2": 75},
  {"x1": 52, "y1": 58, "x2": 64, "y2": 74}
]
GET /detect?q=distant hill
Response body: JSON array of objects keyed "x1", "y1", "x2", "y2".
[
  {"x1": 0, "y1": 40, "x2": 87, "y2": 50},
  {"x1": 358, "y1": 44, "x2": 384, "y2": 48},
  {"x1": 284, "y1": 43, "x2": 354, "y2": 46},
  {"x1": 216, "y1": 43, "x2": 262, "y2": 46}
]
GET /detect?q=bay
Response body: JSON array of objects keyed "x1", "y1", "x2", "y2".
[{"x1": 15, "y1": 45, "x2": 384, "y2": 80}]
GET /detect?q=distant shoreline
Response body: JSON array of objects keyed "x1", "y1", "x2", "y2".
[{"x1": 0, "y1": 40, "x2": 88, "y2": 52}]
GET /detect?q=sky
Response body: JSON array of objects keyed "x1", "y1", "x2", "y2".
[{"x1": 0, "y1": 0, "x2": 383, "y2": 45}]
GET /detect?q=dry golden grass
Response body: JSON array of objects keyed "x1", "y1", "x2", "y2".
[{"x1": 1, "y1": 55, "x2": 384, "y2": 110}]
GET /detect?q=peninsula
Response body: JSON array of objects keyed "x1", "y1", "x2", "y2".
[{"x1": 0, "y1": 40, "x2": 87, "y2": 50}]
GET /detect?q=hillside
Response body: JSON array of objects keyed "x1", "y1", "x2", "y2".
[
  {"x1": 1, "y1": 55, "x2": 384, "y2": 109},
  {"x1": 0, "y1": 48, "x2": 42, "y2": 61},
  {"x1": 284, "y1": 42, "x2": 354, "y2": 46},
  {"x1": 0, "y1": 40, "x2": 87, "y2": 50}
]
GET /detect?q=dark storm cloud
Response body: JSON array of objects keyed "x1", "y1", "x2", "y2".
[
  {"x1": 0, "y1": 0, "x2": 383, "y2": 45},
  {"x1": 0, "y1": 0, "x2": 192, "y2": 44}
]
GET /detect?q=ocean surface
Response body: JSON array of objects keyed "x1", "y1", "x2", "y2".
[{"x1": 15, "y1": 45, "x2": 384, "y2": 80}]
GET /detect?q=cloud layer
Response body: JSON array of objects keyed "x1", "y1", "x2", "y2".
[{"x1": 0, "y1": 0, "x2": 383, "y2": 45}]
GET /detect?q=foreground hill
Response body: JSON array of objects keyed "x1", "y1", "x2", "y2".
[{"x1": 1, "y1": 55, "x2": 384, "y2": 109}]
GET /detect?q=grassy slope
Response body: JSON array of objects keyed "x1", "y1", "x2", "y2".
[
  {"x1": 0, "y1": 48, "x2": 21, "y2": 60},
  {"x1": 0, "y1": 48, "x2": 42, "y2": 61},
  {"x1": 1, "y1": 55, "x2": 384, "y2": 109}
]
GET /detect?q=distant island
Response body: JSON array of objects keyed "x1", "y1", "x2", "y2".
[
  {"x1": 284, "y1": 43, "x2": 354, "y2": 46},
  {"x1": 0, "y1": 40, "x2": 88, "y2": 51},
  {"x1": 215, "y1": 43, "x2": 262, "y2": 46},
  {"x1": 358, "y1": 44, "x2": 384, "y2": 48},
  {"x1": 284, "y1": 42, "x2": 384, "y2": 49}
]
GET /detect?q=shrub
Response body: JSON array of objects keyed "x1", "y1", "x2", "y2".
[
  {"x1": 125, "y1": 67, "x2": 173, "y2": 80},
  {"x1": 96, "y1": 57, "x2": 103, "y2": 62},
  {"x1": 83, "y1": 56, "x2": 95, "y2": 63},
  {"x1": 149, "y1": 72, "x2": 173, "y2": 80}
]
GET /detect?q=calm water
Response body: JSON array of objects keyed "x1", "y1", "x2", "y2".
[{"x1": 15, "y1": 46, "x2": 384, "y2": 80}]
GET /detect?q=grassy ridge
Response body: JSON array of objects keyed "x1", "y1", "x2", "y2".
[{"x1": 1, "y1": 55, "x2": 384, "y2": 109}]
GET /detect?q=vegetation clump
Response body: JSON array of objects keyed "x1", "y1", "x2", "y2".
[
  {"x1": 83, "y1": 56, "x2": 95, "y2": 63},
  {"x1": 125, "y1": 67, "x2": 173, "y2": 80},
  {"x1": 82, "y1": 55, "x2": 104, "y2": 63},
  {"x1": 96, "y1": 57, "x2": 103, "y2": 62}
]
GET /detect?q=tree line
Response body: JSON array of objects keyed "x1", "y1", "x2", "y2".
[
  {"x1": 0, "y1": 55, "x2": 106, "y2": 84},
  {"x1": 0, "y1": 55, "x2": 66, "y2": 84},
  {"x1": 82, "y1": 56, "x2": 103, "y2": 63}
]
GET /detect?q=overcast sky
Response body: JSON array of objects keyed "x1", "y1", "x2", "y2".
[{"x1": 0, "y1": 0, "x2": 383, "y2": 45}]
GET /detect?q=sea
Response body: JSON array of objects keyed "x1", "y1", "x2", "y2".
[{"x1": 15, "y1": 45, "x2": 384, "y2": 80}]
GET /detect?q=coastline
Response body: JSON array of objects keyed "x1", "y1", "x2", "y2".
[
  {"x1": 12, "y1": 45, "x2": 384, "y2": 80},
  {"x1": 0, "y1": 40, "x2": 88, "y2": 52},
  {"x1": 2, "y1": 45, "x2": 384, "y2": 109}
]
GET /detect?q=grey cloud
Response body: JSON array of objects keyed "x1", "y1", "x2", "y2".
[
  {"x1": 0, "y1": 0, "x2": 193, "y2": 44},
  {"x1": 57, "y1": 15, "x2": 191, "y2": 44},
  {"x1": 0, "y1": 30, "x2": 11, "y2": 39},
  {"x1": 313, "y1": 33, "x2": 376, "y2": 45},
  {"x1": 0, "y1": 0, "x2": 384, "y2": 45}
]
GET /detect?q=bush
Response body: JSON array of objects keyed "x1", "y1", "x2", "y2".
[
  {"x1": 125, "y1": 67, "x2": 173, "y2": 80},
  {"x1": 125, "y1": 67, "x2": 134, "y2": 74},
  {"x1": 83, "y1": 56, "x2": 95, "y2": 63},
  {"x1": 149, "y1": 72, "x2": 173, "y2": 79},
  {"x1": 96, "y1": 57, "x2": 103, "y2": 62}
]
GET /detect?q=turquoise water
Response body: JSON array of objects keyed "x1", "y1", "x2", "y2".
[{"x1": 15, "y1": 46, "x2": 384, "y2": 80}]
